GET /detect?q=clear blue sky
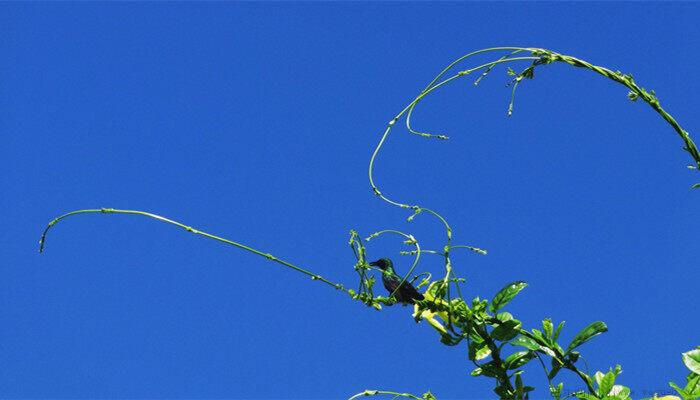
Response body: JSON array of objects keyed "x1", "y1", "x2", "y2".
[{"x1": 2, "y1": 2, "x2": 699, "y2": 399}]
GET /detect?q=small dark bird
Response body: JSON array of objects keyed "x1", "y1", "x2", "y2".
[{"x1": 369, "y1": 258, "x2": 424, "y2": 304}]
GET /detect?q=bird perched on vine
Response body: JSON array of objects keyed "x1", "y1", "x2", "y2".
[{"x1": 369, "y1": 258, "x2": 424, "y2": 304}]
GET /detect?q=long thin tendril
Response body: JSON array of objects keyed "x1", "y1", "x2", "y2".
[{"x1": 39, "y1": 208, "x2": 348, "y2": 293}]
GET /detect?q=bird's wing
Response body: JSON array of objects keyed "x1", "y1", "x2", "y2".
[
  {"x1": 382, "y1": 275, "x2": 401, "y2": 295},
  {"x1": 384, "y1": 274, "x2": 424, "y2": 303},
  {"x1": 402, "y1": 282, "x2": 425, "y2": 301}
]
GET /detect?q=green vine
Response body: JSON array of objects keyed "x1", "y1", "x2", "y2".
[{"x1": 40, "y1": 47, "x2": 699, "y2": 400}]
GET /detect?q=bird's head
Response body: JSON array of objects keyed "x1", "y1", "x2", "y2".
[{"x1": 369, "y1": 258, "x2": 394, "y2": 272}]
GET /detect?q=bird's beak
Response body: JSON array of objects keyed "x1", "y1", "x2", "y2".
[{"x1": 369, "y1": 260, "x2": 379, "y2": 266}]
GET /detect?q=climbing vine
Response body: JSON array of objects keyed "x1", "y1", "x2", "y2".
[{"x1": 40, "y1": 47, "x2": 700, "y2": 400}]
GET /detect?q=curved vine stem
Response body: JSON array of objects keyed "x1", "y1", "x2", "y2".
[
  {"x1": 39, "y1": 208, "x2": 349, "y2": 292},
  {"x1": 370, "y1": 48, "x2": 698, "y2": 220},
  {"x1": 368, "y1": 54, "x2": 542, "y2": 212},
  {"x1": 538, "y1": 49, "x2": 700, "y2": 169},
  {"x1": 369, "y1": 47, "x2": 699, "y2": 225}
]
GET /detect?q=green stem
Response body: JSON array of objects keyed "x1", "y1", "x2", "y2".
[
  {"x1": 368, "y1": 55, "x2": 541, "y2": 211},
  {"x1": 347, "y1": 390, "x2": 423, "y2": 400},
  {"x1": 533, "y1": 352, "x2": 557, "y2": 399},
  {"x1": 448, "y1": 245, "x2": 488, "y2": 255},
  {"x1": 539, "y1": 49, "x2": 700, "y2": 170},
  {"x1": 39, "y1": 208, "x2": 348, "y2": 292},
  {"x1": 564, "y1": 364, "x2": 596, "y2": 395},
  {"x1": 514, "y1": 329, "x2": 596, "y2": 395},
  {"x1": 422, "y1": 47, "x2": 535, "y2": 91},
  {"x1": 478, "y1": 325, "x2": 515, "y2": 395}
]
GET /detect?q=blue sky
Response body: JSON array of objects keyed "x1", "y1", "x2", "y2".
[{"x1": 2, "y1": 2, "x2": 699, "y2": 399}]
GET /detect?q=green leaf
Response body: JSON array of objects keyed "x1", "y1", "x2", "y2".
[
  {"x1": 472, "y1": 296, "x2": 486, "y2": 309},
  {"x1": 422, "y1": 392, "x2": 437, "y2": 400},
  {"x1": 511, "y1": 335, "x2": 558, "y2": 358},
  {"x1": 670, "y1": 381, "x2": 689, "y2": 398},
  {"x1": 551, "y1": 383, "x2": 564, "y2": 400},
  {"x1": 494, "y1": 386, "x2": 512, "y2": 399},
  {"x1": 471, "y1": 361, "x2": 500, "y2": 378},
  {"x1": 496, "y1": 312, "x2": 514, "y2": 322},
  {"x1": 467, "y1": 324, "x2": 484, "y2": 343},
  {"x1": 598, "y1": 371, "x2": 616, "y2": 397},
  {"x1": 594, "y1": 371, "x2": 604, "y2": 387},
  {"x1": 543, "y1": 318, "x2": 554, "y2": 340},
  {"x1": 480, "y1": 362, "x2": 500, "y2": 378},
  {"x1": 568, "y1": 321, "x2": 608, "y2": 352},
  {"x1": 511, "y1": 335, "x2": 541, "y2": 351},
  {"x1": 553, "y1": 321, "x2": 565, "y2": 341},
  {"x1": 531, "y1": 328, "x2": 547, "y2": 344},
  {"x1": 440, "y1": 333, "x2": 463, "y2": 346},
  {"x1": 683, "y1": 349, "x2": 700, "y2": 375},
  {"x1": 491, "y1": 319, "x2": 522, "y2": 341},
  {"x1": 489, "y1": 281, "x2": 528, "y2": 313},
  {"x1": 514, "y1": 372, "x2": 535, "y2": 398},
  {"x1": 515, "y1": 372, "x2": 524, "y2": 391},
  {"x1": 540, "y1": 345, "x2": 557, "y2": 358},
  {"x1": 609, "y1": 385, "x2": 631, "y2": 400},
  {"x1": 475, "y1": 346, "x2": 491, "y2": 360},
  {"x1": 451, "y1": 299, "x2": 471, "y2": 321},
  {"x1": 469, "y1": 341, "x2": 492, "y2": 361},
  {"x1": 691, "y1": 183, "x2": 700, "y2": 189},
  {"x1": 552, "y1": 342, "x2": 566, "y2": 356},
  {"x1": 550, "y1": 361, "x2": 563, "y2": 381},
  {"x1": 685, "y1": 373, "x2": 700, "y2": 396},
  {"x1": 505, "y1": 351, "x2": 535, "y2": 370},
  {"x1": 429, "y1": 281, "x2": 447, "y2": 298},
  {"x1": 575, "y1": 392, "x2": 599, "y2": 400}
]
